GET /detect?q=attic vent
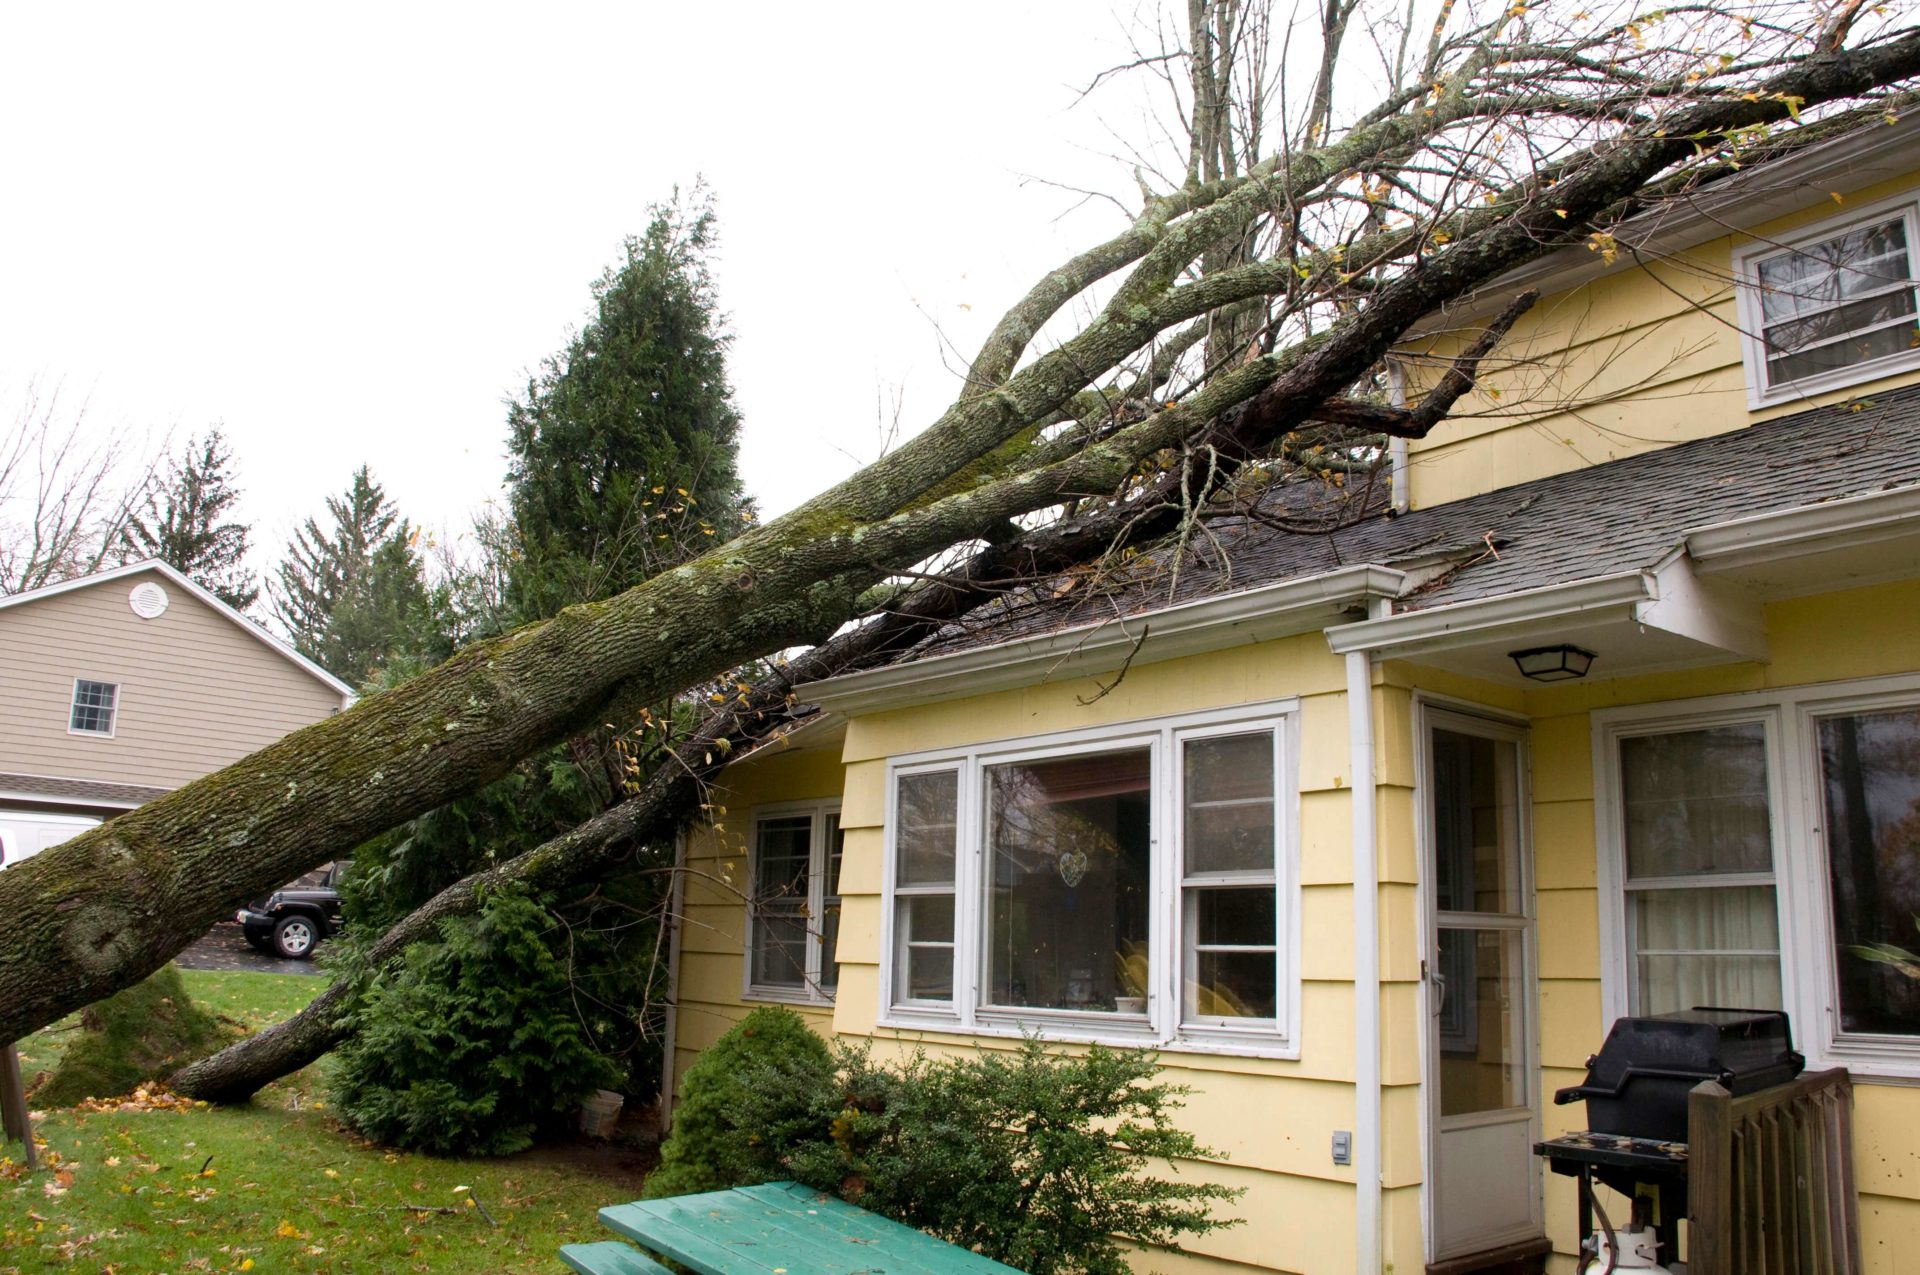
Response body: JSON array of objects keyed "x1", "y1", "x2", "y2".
[{"x1": 128, "y1": 581, "x2": 169, "y2": 619}]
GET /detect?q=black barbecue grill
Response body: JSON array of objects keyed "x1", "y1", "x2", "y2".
[{"x1": 1534, "y1": 1008, "x2": 1805, "y2": 1266}]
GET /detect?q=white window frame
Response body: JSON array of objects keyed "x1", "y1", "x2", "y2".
[
  {"x1": 741, "y1": 799, "x2": 841, "y2": 1005},
  {"x1": 68, "y1": 677, "x2": 119, "y2": 738},
  {"x1": 1733, "y1": 191, "x2": 1920, "y2": 410},
  {"x1": 1595, "y1": 673, "x2": 1920, "y2": 1079},
  {"x1": 879, "y1": 700, "x2": 1302, "y2": 1058}
]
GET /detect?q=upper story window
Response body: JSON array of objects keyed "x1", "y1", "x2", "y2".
[
  {"x1": 1736, "y1": 197, "x2": 1920, "y2": 407},
  {"x1": 883, "y1": 702, "x2": 1300, "y2": 1056},
  {"x1": 69, "y1": 679, "x2": 119, "y2": 736},
  {"x1": 745, "y1": 803, "x2": 842, "y2": 1002}
]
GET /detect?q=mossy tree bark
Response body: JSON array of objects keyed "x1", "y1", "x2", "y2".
[{"x1": 6, "y1": 30, "x2": 1919, "y2": 1046}]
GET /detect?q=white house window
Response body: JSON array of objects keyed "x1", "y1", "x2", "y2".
[
  {"x1": 745, "y1": 804, "x2": 841, "y2": 1001},
  {"x1": 1618, "y1": 722, "x2": 1782, "y2": 1015},
  {"x1": 1813, "y1": 705, "x2": 1920, "y2": 1040},
  {"x1": 1737, "y1": 198, "x2": 1920, "y2": 405},
  {"x1": 1600, "y1": 681, "x2": 1920, "y2": 1076},
  {"x1": 69, "y1": 679, "x2": 119, "y2": 736},
  {"x1": 883, "y1": 703, "x2": 1298, "y2": 1054}
]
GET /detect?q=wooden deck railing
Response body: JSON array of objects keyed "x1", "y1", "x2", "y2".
[{"x1": 1688, "y1": 1067, "x2": 1860, "y2": 1275}]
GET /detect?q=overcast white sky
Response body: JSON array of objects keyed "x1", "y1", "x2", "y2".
[{"x1": 0, "y1": 1, "x2": 1179, "y2": 569}]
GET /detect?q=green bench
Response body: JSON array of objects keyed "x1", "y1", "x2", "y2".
[{"x1": 560, "y1": 1240, "x2": 677, "y2": 1275}]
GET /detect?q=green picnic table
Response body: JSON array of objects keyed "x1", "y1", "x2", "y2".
[{"x1": 560, "y1": 1180, "x2": 1025, "y2": 1275}]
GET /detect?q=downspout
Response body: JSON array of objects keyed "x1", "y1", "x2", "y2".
[
  {"x1": 1347, "y1": 638, "x2": 1383, "y2": 1272},
  {"x1": 1386, "y1": 359, "x2": 1411, "y2": 515},
  {"x1": 657, "y1": 830, "x2": 688, "y2": 1135}
]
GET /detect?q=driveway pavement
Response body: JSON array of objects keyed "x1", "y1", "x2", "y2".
[{"x1": 176, "y1": 921, "x2": 328, "y2": 976}]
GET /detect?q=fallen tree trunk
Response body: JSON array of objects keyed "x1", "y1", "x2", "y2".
[
  {"x1": 174, "y1": 292, "x2": 1536, "y2": 1102},
  {"x1": 5, "y1": 35, "x2": 1916, "y2": 1045}
]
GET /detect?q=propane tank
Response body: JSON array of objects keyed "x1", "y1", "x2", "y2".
[{"x1": 1591, "y1": 1224, "x2": 1674, "y2": 1273}]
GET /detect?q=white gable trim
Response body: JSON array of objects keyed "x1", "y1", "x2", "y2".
[{"x1": 0, "y1": 560, "x2": 355, "y2": 703}]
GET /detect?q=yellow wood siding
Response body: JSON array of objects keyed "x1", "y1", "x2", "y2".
[
  {"x1": 1398, "y1": 170, "x2": 1920, "y2": 509},
  {"x1": 0, "y1": 568, "x2": 343, "y2": 791}
]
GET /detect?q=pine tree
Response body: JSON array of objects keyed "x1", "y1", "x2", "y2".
[
  {"x1": 505, "y1": 184, "x2": 753, "y2": 621},
  {"x1": 270, "y1": 467, "x2": 435, "y2": 685},
  {"x1": 121, "y1": 429, "x2": 257, "y2": 610}
]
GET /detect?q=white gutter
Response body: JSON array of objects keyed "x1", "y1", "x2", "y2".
[
  {"x1": 799, "y1": 564, "x2": 1410, "y2": 715},
  {"x1": 1347, "y1": 624, "x2": 1383, "y2": 1273},
  {"x1": 1686, "y1": 481, "x2": 1920, "y2": 572},
  {"x1": 1325, "y1": 571, "x2": 1654, "y2": 658}
]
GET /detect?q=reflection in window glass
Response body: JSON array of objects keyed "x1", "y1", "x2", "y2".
[
  {"x1": 987, "y1": 750, "x2": 1151, "y2": 1013},
  {"x1": 1819, "y1": 707, "x2": 1920, "y2": 1038},
  {"x1": 821, "y1": 815, "x2": 844, "y2": 991},
  {"x1": 1183, "y1": 732, "x2": 1277, "y2": 1021},
  {"x1": 896, "y1": 770, "x2": 959, "y2": 1003},
  {"x1": 1756, "y1": 216, "x2": 1918, "y2": 388},
  {"x1": 1436, "y1": 928, "x2": 1527, "y2": 1116}
]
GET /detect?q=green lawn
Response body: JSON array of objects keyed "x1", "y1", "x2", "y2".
[{"x1": 4, "y1": 967, "x2": 623, "y2": 1274}]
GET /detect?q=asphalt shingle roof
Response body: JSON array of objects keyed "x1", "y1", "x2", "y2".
[
  {"x1": 0, "y1": 772, "x2": 169, "y2": 808},
  {"x1": 912, "y1": 383, "x2": 1920, "y2": 659}
]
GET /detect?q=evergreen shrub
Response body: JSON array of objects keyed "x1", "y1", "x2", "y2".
[
  {"x1": 331, "y1": 886, "x2": 617, "y2": 1155},
  {"x1": 740, "y1": 1038, "x2": 1244, "y2": 1275},
  {"x1": 643, "y1": 1007, "x2": 834, "y2": 1199}
]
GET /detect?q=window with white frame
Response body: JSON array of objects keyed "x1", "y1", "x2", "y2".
[
  {"x1": 883, "y1": 704, "x2": 1298, "y2": 1052},
  {"x1": 1600, "y1": 681, "x2": 1920, "y2": 1074},
  {"x1": 1736, "y1": 197, "x2": 1920, "y2": 405},
  {"x1": 745, "y1": 804, "x2": 842, "y2": 1001},
  {"x1": 69, "y1": 679, "x2": 119, "y2": 736}
]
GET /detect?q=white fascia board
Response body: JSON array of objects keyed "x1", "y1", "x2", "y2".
[
  {"x1": 0, "y1": 560, "x2": 356, "y2": 704},
  {"x1": 1686, "y1": 482, "x2": 1920, "y2": 573},
  {"x1": 797, "y1": 564, "x2": 1409, "y2": 715},
  {"x1": 1325, "y1": 571, "x2": 1655, "y2": 657}
]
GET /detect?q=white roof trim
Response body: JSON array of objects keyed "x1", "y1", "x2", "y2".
[
  {"x1": 0, "y1": 560, "x2": 355, "y2": 702},
  {"x1": 0, "y1": 788, "x2": 146, "y2": 812},
  {"x1": 1686, "y1": 481, "x2": 1920, "y2": 572},
  {"x1": 1325, "y1": 571, "x2": 1656, "y2": 657},
  {"x1": 798, "y1": 564, "x2": 1410, "y2": 715}
]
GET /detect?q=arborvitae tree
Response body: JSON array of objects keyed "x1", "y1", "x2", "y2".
[
  {"x1": 121, "y1": 429, "x2": 256, "y2": 610},
  {"x1": 506, "y1": 184, "x2": 753, "y2": 621}
]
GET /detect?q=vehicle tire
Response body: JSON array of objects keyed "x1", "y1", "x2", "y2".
[{"x1": 272, "y1": 914, "x2": 318, "y2": 960}]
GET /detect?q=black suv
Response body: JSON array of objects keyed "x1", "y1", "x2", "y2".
[{"x1": 237, "y1": 862, "x2": 346, "y2": 959}]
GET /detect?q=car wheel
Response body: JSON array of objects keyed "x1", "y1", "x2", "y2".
[{"x1": 272, "y1": 915, "x2": 317, "y2": 960}]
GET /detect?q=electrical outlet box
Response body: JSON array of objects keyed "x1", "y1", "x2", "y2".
[{"x1": 1332, "y1": 1130, "x2": 1352, "y2": 1165}]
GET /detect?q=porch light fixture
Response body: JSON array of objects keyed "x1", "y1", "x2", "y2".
[{"x1": 1509, "y1": 643, "x2": 1596, "y2": 682}]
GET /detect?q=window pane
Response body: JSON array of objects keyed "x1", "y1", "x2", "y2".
[
  {"x1": 1185, "y1": 733, "x2": 1274, "y2": 873},
  {"x1": 1436, "y1": 927, "x2": 1527, "y2": 1116},
  {"x1": 1819, "y1": 708, "x2": 1920, "y2": 1037},
  {"x1": 1622, "y1": 724, "x2": 1772, "y2": 878},
  {"x1": 1758, "y1": 217, "x2": 1912, "y2": 322},
  {"x1": 752, "y1": 911, "x2": 807, "y2": 988},
  {"x1": 753, "y1": 816, "x2": 811, "y2": 900},
  {"x1": 898, "y1": 895, "x2": 954, "y2": 1003},
  {"x1": 897, "y1": 771, "x2": 959, "y2": 885},
  {"x1": 1432, "y1": 729, "x2": 1524, "y2": 914},
  {"x1": 1192, "y1": 951, "x2": 1277, "y2": 1019},
  {"x1": 1193, "y1": 887, "x2": 1276, "y2": 946},
  {"x1": 820, "y1": 901, "x2": 841, "y2": 991},
  {"x1": 825, "y1": 815, "x2": 845, "y2": 896},
  {"x1": 1768, "y1": 318, "x2": 1917, "y2": 385},
  {"x1": 905, "y1": 943, "x2": 954, "y2": 1001},
  {"x1": 1632, "y1": 885, "x2": 1781, "y2": 1014},
  {"x1": 987, "y1": 750, "x2": 1151, "y2": 1012}
]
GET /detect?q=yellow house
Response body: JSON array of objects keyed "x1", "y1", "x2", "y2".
[{"x1": 662, "y1": 115, "x2": 1920, "y2": 1274}]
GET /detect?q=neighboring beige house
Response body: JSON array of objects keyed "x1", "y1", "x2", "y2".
[
  {"x1": 664, "y1": 114, "x2": 1920, "y2": 1274},
  {"x1": 0, "y1": 560, "x2": 352, "y2": 865}
]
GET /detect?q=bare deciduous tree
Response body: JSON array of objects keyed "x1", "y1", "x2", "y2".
[{"x1": 0, "y1": 384, "x2": 159, "y2": 595}]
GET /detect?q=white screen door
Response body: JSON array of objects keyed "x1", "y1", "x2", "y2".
[{"x1": 1424, "y1": 709, "x2": 1542, "y2": 1260}]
